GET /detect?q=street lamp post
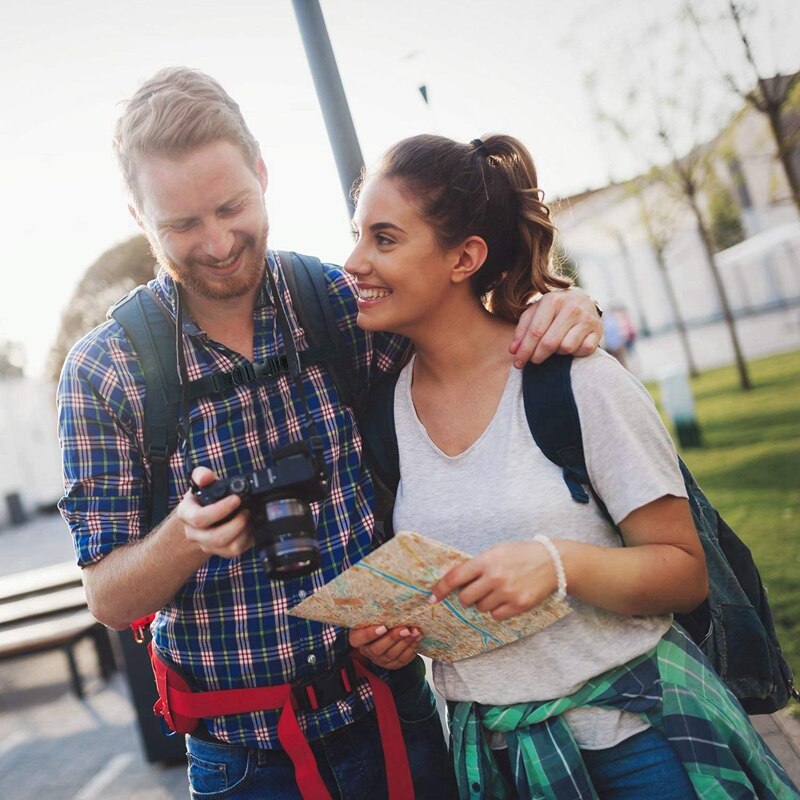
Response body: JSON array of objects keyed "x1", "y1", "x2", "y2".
[{"x1": 291, "y1": 0, "x2": 364, "y2": 216}]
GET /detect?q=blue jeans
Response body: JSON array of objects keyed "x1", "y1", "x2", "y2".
[
  {"x1": 496, "y1": 727, "x2": 695, "y2": 799},
  {"x1": 185, "y1": 677, "x2": 457, "y2": 799}
]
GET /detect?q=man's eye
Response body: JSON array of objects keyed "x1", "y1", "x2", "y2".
[
  {"x1": 220, "y1": 203, "x2": 244, "y2": 217},
  {"x1": 170, "y1": 221, "x2": 195, "y2": 232}
]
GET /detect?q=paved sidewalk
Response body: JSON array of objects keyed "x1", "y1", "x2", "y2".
[{"x1": 1, "y1": 514, "x2": 798, "y2": 798}]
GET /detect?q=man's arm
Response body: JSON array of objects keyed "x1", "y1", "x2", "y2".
[
  {"x1": 327, "y1": 265, "x2": 602, "y2": 384},
  {"x1": 58, "y1": 330, "x2": 251, "y2": 630},
  {"x1": 82, "y1": 477, "x2": 248, "y2": 630},
  {"x1": 510, "y1": 287, "x2": 603, "y2": 367},
  {"x1": 82, "y1": 512, "x2": 208, "y2": 630}
]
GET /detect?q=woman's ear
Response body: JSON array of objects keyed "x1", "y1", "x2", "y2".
[{"x1": 450, "y1": 236, "x2": 488, "y2": 284}]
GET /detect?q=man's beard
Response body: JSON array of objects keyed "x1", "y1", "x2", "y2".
[{"x1": 150, "y1": 230, "x2": 268, "y2": 301}]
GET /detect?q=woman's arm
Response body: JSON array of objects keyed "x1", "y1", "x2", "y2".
[
  {"x1": 561, "y1": 495, "x2": 707, "y2": 615},
  {"x1": 429, "y1": 495, "x2": 707, "y2": 621}
]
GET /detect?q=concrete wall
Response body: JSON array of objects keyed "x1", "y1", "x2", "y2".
[{"x1": 0, "y1": 378, "x2": 62, "y2": 528}]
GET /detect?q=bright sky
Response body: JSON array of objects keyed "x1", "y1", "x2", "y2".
[{"x1": 2, "y1": 0, "x2": 798, "y2": 377}]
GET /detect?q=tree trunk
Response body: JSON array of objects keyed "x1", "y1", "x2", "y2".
[
  {"x1": 652, "y1": 245, "x2": 700, "y2": 377},
  {"x1": 762, "y1": 97, "x2": 800, "y2": 218},
  {"x1": 614, "y1": 232, "x2": 651, "y2": 336},
  {"x1": 690, "y1": 201, "x2": 753, "y2": 390}
]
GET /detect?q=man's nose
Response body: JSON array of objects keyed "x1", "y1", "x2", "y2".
[{"x1": 203, "y1": 220, "x2": 235, "y2": 261}]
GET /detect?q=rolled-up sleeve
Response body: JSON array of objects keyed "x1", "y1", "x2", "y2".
[{"x1": 57, "y1": 323, "x2": 149, "y2": 566}]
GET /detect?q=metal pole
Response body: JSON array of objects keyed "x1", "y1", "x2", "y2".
[{"x1": 291, "y1": 0, "x2": 364, "y2": 216}]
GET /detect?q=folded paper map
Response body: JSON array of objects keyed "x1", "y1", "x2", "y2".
[{"x1": 289, "y1": 530, "x2": 571, "y2": 662}]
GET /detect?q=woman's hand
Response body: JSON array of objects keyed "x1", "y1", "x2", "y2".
[
  {"x1": 349, "y1": 625, "x2": 423, "y2": 670},
  {"x1": 429, "y1": 540, "x2": 559, "y2": 621}
]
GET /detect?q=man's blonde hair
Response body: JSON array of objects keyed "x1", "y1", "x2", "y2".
[{"x1": 113, "y1": 67, "x2": 262, "y2": 211}]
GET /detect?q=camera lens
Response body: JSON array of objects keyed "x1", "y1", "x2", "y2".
[{"x1": 256, "y1": 499, "x2": 320, "y2": 578}]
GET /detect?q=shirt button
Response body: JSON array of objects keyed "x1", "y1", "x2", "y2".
[
  {"x1": 307, "y1": 654, "x2": 317, "y2": 665},
  {"x1": 297, "y1": 590, "x2": 307, "y2": 599}
]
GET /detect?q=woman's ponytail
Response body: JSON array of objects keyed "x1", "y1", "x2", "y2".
[{"x1": 477, "y1": 135, "x2": 571, "y2": 322}]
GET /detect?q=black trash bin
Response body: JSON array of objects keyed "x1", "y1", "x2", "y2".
[
  {"x1": 116, "y1": 631, "x2": 186, "y2": 763},
  {"x1": 5, "y1": 492, "x2": 28, "y2": 526}
]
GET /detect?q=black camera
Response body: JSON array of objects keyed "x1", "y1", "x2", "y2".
[{"x1": 195, "y1": 439, "x2": 328, "y2": 579}]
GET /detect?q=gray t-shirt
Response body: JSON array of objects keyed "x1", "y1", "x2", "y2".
[{"x1": 392, "y1": 350, "x2": 686, "y2": 749}]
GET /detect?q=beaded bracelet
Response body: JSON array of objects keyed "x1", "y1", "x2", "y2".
[{"x1": 533, "y1": 534, "x2": 567, "y2": 600}]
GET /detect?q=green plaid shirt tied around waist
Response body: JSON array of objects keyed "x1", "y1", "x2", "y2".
[{"x1": 450, "y1": 625, "x2": 799, "y2": 800}]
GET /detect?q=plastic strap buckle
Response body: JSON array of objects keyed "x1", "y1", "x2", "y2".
[
  {"x1": 292, "y1": 660, "x2": 358, "y2": 713},
  {"x1": 230, "y1": 363, "x2": 256, "y2": 386}
]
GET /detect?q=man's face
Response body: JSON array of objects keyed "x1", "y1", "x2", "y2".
[{"x1": 133, "y1": 140, "x2": 269, "y2": 302}]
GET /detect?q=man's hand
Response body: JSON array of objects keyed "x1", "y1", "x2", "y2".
[
  {"x1": 428, "y1": 541, "x2": 558, "y2": 621},
  {"x1": 177, "y1": 467, "x2": 254, "y2": 559},
  {"x1": 349, "y1": 624, "x2": 422, "y2": 670},
  {"x1": 511, "y1": 287, "x2": 602, "y2": 367}
]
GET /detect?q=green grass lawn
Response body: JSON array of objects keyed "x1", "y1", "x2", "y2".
[{"x1": 647, "y1": 349, "x2": 800, "y2": 689}]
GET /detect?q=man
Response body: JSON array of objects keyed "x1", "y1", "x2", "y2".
[{"x1": 58, "y1": 67, "x2": 602, "y2": 799}]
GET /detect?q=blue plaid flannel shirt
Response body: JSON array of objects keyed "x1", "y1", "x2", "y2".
[{"x1": 58, "y1": 251, "x2": 408, "y2": 748}]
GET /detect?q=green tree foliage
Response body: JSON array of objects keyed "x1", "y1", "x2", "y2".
[
  {"x1": 707, "y1": 173, "x2": 746, "y2": 251},
  {"x1": 46, "y1": 235, "x2": 156, "y2": 382}
]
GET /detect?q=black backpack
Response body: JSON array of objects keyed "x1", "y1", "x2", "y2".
[
  {"x1": 108, "y1": 251, "x2": 358, "y2": 529},
  {"x1": 358, "y1": 354, "x2": 798, "y2": 714}
]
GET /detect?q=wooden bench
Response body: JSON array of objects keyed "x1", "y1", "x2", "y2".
[{"x1": 0, "y1": 562, "x2": 116, "y2": 698}]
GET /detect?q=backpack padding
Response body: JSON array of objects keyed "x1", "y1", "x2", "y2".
[
  {"x1": 110, "y1": 286, "x2": 182, "y2": 527},
  {"x1": 358, "y1": 372, "x2": 401, "y2": 495},
  {"x1": 278, "y1": 251, "x2": 359, "y2": 410},
  {"x1": 522, "y1": 356, "x2": 615, "y2": 524}
]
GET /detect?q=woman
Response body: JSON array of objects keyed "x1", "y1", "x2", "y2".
[{"x1": 346, "y1": 134, "x2": 798, "y2": 799}]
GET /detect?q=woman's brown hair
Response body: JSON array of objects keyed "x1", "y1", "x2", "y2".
[{"x1": 356, "y1": 134, "x2": 571, "y2": 322}]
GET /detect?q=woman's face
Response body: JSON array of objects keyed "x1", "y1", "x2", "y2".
[{"x1": 345, "y1": 176, "x2": 457, "y2": 335}]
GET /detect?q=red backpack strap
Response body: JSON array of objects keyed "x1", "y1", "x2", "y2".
[
  {"x1": 147, "y1": 646, "x2": 413, "y2": 800},
  {"x1": 130, "y1": 613, "x2": 157, "y2": 644},
  {"x1": 148, "y1": 646, "x2": 333, "y2": 799},
  {"x1": 353, "y1": 656, "x2": 415, "y2": 800},
  {"x1": 149, "y1": 642, "x2": 199, "y2": 734}
]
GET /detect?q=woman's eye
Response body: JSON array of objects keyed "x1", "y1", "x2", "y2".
[{"x1": 376, "y1": 235, "x2": 394, "y2": 246}]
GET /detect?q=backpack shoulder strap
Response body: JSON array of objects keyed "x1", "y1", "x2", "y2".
[
  {"x1": 109, "y1": 286, "x2": 181, "y2": 527},
  {"x1": 277, "y1": 250, "x2": 360, "y2": 409},
  {"x1": 358, "y1": 371, "x2": 401, "y2": 494},
  {"x1": 357, "y1": 370, "x2": 401, "y2": 543},
  {"x1": 522, "y1": 356, "x2": 592, "y2": 501}
]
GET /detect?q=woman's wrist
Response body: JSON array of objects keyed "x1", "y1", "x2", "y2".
[{"x1": 533, "y1": 534, "x2": 567, "y2": 600}]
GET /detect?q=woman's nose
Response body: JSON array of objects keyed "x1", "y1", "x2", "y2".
[{"x1": 344, "y1": 240, "x2": 369, "y2": 277}]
